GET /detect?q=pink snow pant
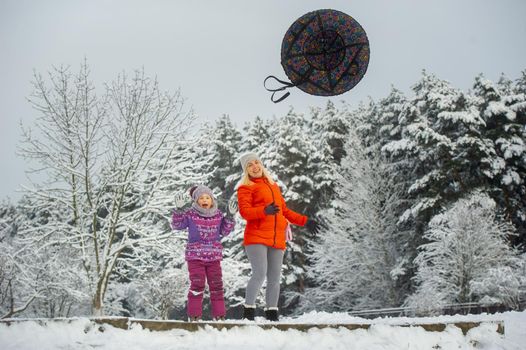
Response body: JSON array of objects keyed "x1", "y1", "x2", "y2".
[{"x1": 187, "y1": 260, "x2": 225, "y2": 319}]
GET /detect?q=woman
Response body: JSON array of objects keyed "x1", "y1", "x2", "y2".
[{"x1": 236, "y1": 152, "x2": 319, "y2": 321}]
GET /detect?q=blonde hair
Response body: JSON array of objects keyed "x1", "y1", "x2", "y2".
[{"x1": 237, "y1": 165, "x2": 275, "y2": 187}]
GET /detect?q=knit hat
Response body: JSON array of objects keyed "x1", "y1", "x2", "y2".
[
  {"x1": 189, "y1": 185, "x2": 215, "y2": 202},
  {"x1": 239, "y1": 152, "x2": 261, "y2": 173}
]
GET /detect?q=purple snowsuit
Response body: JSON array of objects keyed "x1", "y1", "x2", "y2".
[{"x1": 171, "y1": 208, "x2": 235, "y2": 319}]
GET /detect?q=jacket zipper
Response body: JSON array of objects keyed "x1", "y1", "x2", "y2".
[{"x1": 263, "y1": 179, "x2": 277, "y2": 247}]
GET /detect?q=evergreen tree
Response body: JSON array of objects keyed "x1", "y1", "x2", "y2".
[
  {"x1": 310, "y1": 100, "x2": 349, "y2": 164},
  {"x1": 205, "y1": 115, "x2": 243, "y2": 206},
  {"x1": 353, "y1": 90, "x2": 421, "y2": 297},
  {"x1": 385, "y1": 71, "x2": 491, "y2": 234},
  {"x1": 266, "y1": 108, "x2": 317, "y2": 214},
  {"x1": 473, "y1": 74, "x2": 526, "y2": 248},
  {"x1": 309, "y1": 101, "x2": 350, "y2": 211},
  {"x1": 374, "y1": 87, "x2": 408, "y2": 150},
  {"x1": 300, "y1": 128, "x2": 409, "y2": 312},
  {"x1": 240, "y1": 116, "x2": 271, "y2": 155},
  {"x1": 406, "y1": 192, "x2": 525, "y2": 310}
]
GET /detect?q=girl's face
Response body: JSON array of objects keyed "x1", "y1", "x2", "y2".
[
  {"x1": 247, "y1": 159, "x2": 263, "y2": 178},
  {"x1": 197, "y1": 194, "x2": 213, "y2": 209}
]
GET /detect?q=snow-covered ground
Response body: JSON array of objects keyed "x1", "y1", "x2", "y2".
[{"x1": 1, "y1": 311, "x2": 524, "y2": 350}]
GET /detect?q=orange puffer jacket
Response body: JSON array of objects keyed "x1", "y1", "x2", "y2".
[{"x1": 237, "y1": 176, "x2": 307, "y2": 250}]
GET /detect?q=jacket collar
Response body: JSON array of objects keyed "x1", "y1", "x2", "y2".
[{"x1": 250, "y1": 176, "x2": 268, "y2": 183}]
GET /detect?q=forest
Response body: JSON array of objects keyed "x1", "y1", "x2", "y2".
[{"x1": 1, "y1": 64, "x2": 525, "y2": 319}]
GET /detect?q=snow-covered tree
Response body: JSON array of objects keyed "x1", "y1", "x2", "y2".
[
  {"x1": 369, "y1": 87, "x2": 408, "y2": 151},
  {"x1": 18, "y1": 62, "x2": 196, "y2": 315},
  {"x1": 1, "y1": 197, "x2": 89, "y2": 318},
  {"x1": 310, "y1": 100, "x2": 349, "y2": 165},
  {"x1": 240, "y1": 116, "x2": 271, "y2": 155},
  {"x1": 384, "y1": 71, "x2": 491, "y2": 234},
  {"x1": 300, "y1": 127, "x2": 409, "y2": 312},
  {"x1": 473, "y1": 74, "x2": 526, "y2": 248},
  {"x1": 309, "y1": 101, "x2": 350, "y2": 211},
  {"x1": 204, "y1": 115, "x2": 242, "y2": 204},
  {"x1": 123, "y1": 259, "x2": 188, "y2": 319},
  {"x1": 265, "y1": 108, "x2": 317, "y2": 215},
  {"x1": 406, "y1": 192, "x2": 525, "y2": 310},
  {"x1": 0, "y1": 201, "x2": 38, "y2": 319}
]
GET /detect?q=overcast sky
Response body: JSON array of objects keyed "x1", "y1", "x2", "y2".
[{"x1": 1, "y1": 0, "x2": 525, "y2": 201}]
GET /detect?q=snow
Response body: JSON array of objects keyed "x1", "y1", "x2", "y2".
[
  {"x1": 381, "y1": 139, "x2": 416, "y2": 156},
  {"x1": 1, "y1": 311, "x2": 525, "y2": 350}
]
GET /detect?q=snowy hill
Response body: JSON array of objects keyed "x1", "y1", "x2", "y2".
[{"x1": 1, "y1": 310, "x2": 524, "y2": 350}]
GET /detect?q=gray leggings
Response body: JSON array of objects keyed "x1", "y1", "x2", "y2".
[{"x1": 244, "y1": 244, "x2": 285, "y2": 308}]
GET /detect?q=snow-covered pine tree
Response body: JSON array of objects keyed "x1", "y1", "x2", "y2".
[
  {"x1": 370, "y1": 88, "x2": 415, "y2": 204},
  {"x1": 406, "y1": 192, "x2": 525, "y2": 311},
  {"x1": 348, "y1": 90, "x2": 420, "y2": 298},
  {"x1": 265, "y1": 108, "x2": 317, "y2": 216},
  {"x1": 372, "y1": 87, "x2": 408, "y2": 151},
  {"x1": 300, "y1": 126, "x2": 409, "y2": 313},
  {"x1": 204, "y1": 115, "x2": 243, "y2": 206},
  {"x1": 515, "y1": 70, "x2": 526, "y2": 94},
  {"x1": 473, "y1": 73, "x2": 526, "y2": 248},
  {"x1": 310, "y1": 100, "x2": 349, "y2": 164},
  {"x1": 309, "y1": 100, "x2": 350, "y2": 211},
  {"x1": 386, "y1": 71, "x2": 491, "y2": 235},
  {"x1": 511, "y1": 71, "x2": 526, "y2": 247},
  {"x1": 240, "y1": 116, "x2": 272, "y2": 155}
]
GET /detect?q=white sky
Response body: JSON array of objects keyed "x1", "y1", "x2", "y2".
[{"x1": 1, "y1": 0, "x2": 525, "y2": 201}]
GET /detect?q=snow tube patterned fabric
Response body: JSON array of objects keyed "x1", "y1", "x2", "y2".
[{"x1": 280, "y1": 9, "x2": 370, "y2": 97}]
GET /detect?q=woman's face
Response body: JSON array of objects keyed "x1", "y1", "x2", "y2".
[
  {"x1": 247, "y1": 159, "x2": 263, "y2": 178},
  {"x1": 197, "y1": 194, "x2": 213, "y2": 209}
]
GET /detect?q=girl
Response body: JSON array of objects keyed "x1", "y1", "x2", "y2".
[
  {"x1": 171, "y1": 185, "x2": 235, "y2": 321},
  {"x1": 236, "y1": 152, "x2": 319, "y2": 321}
]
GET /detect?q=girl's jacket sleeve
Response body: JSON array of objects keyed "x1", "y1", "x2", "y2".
[
  {"x1": 171, "y1": 210, "x2": 189, "y2": 230},
  {"x1": 220, "y1": 214, "x2": 235, "y2": 237}
]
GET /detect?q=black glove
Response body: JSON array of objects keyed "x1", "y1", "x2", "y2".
[
  {"x1": 305, "y1": 219, "x2": 320, "y2": 235},
  {"x1": 264, "y1": 202, "x2": 280, "y2": 215}
]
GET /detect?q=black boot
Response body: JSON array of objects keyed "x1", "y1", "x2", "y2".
[
  {"x1": 264, "y1": 308, "x2": 279, "y2": 322},
  {"x1": 242, "y1": 305, "x2": 255, "y2": 320}
]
